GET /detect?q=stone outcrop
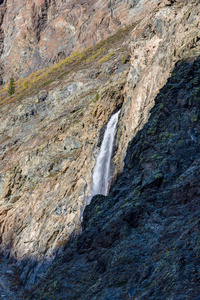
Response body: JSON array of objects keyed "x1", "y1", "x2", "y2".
[{"x1": 115, "y1": 0, "x2": 200, "y2": 173}]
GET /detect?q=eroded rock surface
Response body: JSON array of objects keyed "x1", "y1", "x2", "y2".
[
  {"x1": 116, "y1": 0, "x2": 200, "y2": 172},
  {"x1": 0, "y1": 253, "x2": 24, "y2": 299},
  {"x1": 0, "y1": 0, "x2": 199, "y2": 294},
  {"x1": 0, "y1": 31, "x2": 130, "y2": 287},
  {"x1": 0, "y1": 0, "x2": 156, "y2": 82},
  {"x1": 27, "y1": 56, "x2": 200, "y2": 300}
]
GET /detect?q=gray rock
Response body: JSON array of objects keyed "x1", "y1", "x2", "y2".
[{"x1": 36, "y1": 90, "x2": 47, "y2": 103}]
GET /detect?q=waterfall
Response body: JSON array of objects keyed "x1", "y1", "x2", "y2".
[{"x1": 92, "y1": 110, "x2": 121, "y2": 196}]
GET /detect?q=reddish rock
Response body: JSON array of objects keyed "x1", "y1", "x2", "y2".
[{"x1": 0, "y1": 0, "x2": 157, "y2": 82}]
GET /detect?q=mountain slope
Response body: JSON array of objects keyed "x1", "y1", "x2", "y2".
[
  {"x1": 0, "y1": 0, "x2": 155, "y2": 83},
  {"x1": 0, "y1": 25, "x2": 132, "y2": 289},
  {"x1": 0, "y1": 0, "x2": 199, "y2": 295},
  {"x1": 27, "y1": 56, "x2": 200, "y2": 300}
]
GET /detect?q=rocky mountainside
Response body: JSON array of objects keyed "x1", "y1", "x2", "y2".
[
  {"x1": 0, "y1": 0, "x2": 153, "y2": 83},
  {"x1": 0, "y1": 0, "x2": 199, "y2": 298},
  {"x1": 0, "y1": 26, "x2": 130, "y2": 290},
  {"x1": 27, "y1": 55, "x2": 200, "y2": 300}
]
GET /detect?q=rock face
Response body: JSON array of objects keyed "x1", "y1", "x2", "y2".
[
  {"x1": 116, "y1": 0, "x2": 200, "y2": 173},
  {"x1": 0, "y1": 0, "x2": 199, "y2": 295},
  {"x1": 0, "y1": 0, "x2": 156, "y2": 82},
  {"x1": 27, "y1": 56, "x2": 200, "y2": 300},
  {"x1": 0, "y1": 23, "x2": 131, "y2": 288}
]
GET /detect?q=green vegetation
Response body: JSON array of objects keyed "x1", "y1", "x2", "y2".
[
  {"x1": 122, "y1": 56, "x2": 126, "y2": 64},
  {"x1": 98, "y1": 51, "x2": 115, "y2": 64},
  {"x1": 8, "y1": 78, "x2": 15, "y2": 95},
  {"x1": 94, "y1": 93, "x2": 99, "y2": 103},
  {"x1": 0, "y1": 23, "x2": 136, "y2": 107}
]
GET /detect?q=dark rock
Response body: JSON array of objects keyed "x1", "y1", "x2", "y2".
[
  {"x1": 89, "y1": 70, "x2": 101, "y2": 79},
  {"x1": 37, "y1": 90, "x2": 47, "y2": 102},
  {"x1": 123, "y1": 206, "x2": 142, "y2": 228},
  {"x1": 94, "y1": 258, "x2": 107, "y2": 274}
]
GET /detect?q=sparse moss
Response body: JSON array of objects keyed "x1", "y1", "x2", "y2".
[
  {"x1": 98, "y1": 52, "x2": 115, "y2": 64},
  {"x1": 94, "y1": 93, "x2": 100, "y2": 103},
  {"x1": 191, "y1": 115, "x2": 198, "y2": 122},
  {"x1": 122, "y1": 56, "x2": 126, "y2": 64}
]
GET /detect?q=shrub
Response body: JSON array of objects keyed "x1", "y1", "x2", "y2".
[
  {"x1": 98, "y1": 52, "x2": 115, "y2": 64},
  {"x1": 94, "y1": 93, "x2": 100, "y2": 103},
  {"x1": 8, "y1": 78, "x2": 15, "y2": 95},
  {"x1": 22, "y1": 80, "x2": 29, "y2": 90}
]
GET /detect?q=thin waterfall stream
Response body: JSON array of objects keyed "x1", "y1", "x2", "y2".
[{"x1": 92, "y1": 110, "x2": 121, "y2": 196}]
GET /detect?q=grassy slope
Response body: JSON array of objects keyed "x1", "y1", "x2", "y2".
[{"x1": 0, "y1": 24, "x2": 136, "y2": 108}]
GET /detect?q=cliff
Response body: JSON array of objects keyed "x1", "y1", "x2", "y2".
[
  {"x1": 0, "y1": 23, "x2": 131, "y2": 290},
  {"x1": 27, "y1": 55, "x2": 200, "y2": 300},
  {"x1": 0, "y1": 0, "x2": 199, "y2": 298}
]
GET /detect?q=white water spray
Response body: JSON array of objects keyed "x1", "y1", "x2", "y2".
[{"x1": 92, "y1": 110, "x2": 121, "y2": 196}]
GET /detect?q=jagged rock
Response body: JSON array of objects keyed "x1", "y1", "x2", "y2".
[
  {"x1": 27, "y1": 56, "x2": 200, "y2": 300},
  {"x1": 36, "y1": 90, "x2": 47, "y2": 103},
  {"x1": 116, "y1": 0, "x2": 200, "y2": 174}
]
